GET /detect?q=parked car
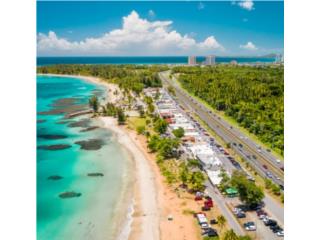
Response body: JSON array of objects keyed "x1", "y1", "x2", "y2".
[
  {"x1": 202, "y1": 228, "x2": 219, "y2": 237},
  {"x1": 263, "y1": 164, "x2": 268, "y2": 169},
  {"x1": 202, "y1": 206, "x2": 211, "y2": 211},
  {"x1": 277, "y1": 230, "x2": 284, "y2": 237},
  {"x1": 264, "y1": 219, "x2": 277, "y2": 227},
  {"x1": 243, "y1": 222, "x2": 256, "y2": 231},
  {"x1": 210, "y1": 219, "x2": 218, "y2": 225}
]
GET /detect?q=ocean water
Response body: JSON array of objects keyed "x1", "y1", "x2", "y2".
[
  {"x1": 37, "y1": 56, "x2": 276, "y2": 66},
  {"x1": 37, "y1": 75, "x2": 134, "y2": 240}
]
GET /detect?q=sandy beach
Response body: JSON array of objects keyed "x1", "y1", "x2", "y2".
[
  {"x1": 38, "y1": 73, "x2": 202, "y2": 240},
  {"x1": 101, "y1": 117, "x2": 160, "y2": 240}
]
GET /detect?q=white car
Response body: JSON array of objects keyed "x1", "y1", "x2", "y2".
[
  {"x1": 244, "y1": 222, "x2": 256, "y2": 231},
  {"x1": 276, "y1": 159, "x2": 281, "y2": 164},
  {"x1": 277, "y1": 230, "x2": 284, "y2": 237}
]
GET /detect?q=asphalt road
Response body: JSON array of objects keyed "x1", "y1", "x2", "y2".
[
  {"x1": 205, "y1": 181, "x2": 245, "y2": 236},
  {"x1": 159, "y1": 71, "x2": 284, "y2": 187}
]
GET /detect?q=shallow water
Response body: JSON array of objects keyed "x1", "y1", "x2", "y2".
[{"x1": 37, "y1": 75, "x2": 133, "y2": 240}]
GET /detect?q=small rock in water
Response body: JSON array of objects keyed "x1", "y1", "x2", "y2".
[
  {"x1": 37, "y1": 144, "x2": 72, "y2": 151},
  {"x1": 59, "y1": 191, "x2": 82, "y2": 199},
  {"x1": 87, "y1": 173, "x2": 104, "y2": 177},
  {"x1": 47, "y1": 175, "x2": 63, "y2": 180}
]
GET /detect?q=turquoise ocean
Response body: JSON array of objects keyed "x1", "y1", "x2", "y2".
[{"x1": 37, "y1": 75, "x2": 134, "y2": 240}]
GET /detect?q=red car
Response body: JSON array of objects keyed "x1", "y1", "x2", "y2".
[{"x1": 263, "y1": 165, "x2": 268, "y2": 169}]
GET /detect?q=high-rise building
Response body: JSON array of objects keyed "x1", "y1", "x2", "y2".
[
  {"x1": 188, "y1": 56, "x2": 197, "y2": 65},
  {"x1": 205, "y1": 55, "x2": 216, "y2": 65}
]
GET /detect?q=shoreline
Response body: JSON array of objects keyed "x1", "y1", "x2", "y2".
[
  {"x1": 37, "y1": 73, "x2": 121, "y2": 104},
  {"x1": 100, "y1": 117, "x2": 160, "y2": 240},
  {"x1": 38, "y1": 73, "x2": 201, "y2": 240}
]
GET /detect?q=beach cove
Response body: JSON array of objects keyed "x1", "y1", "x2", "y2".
[
  {"x1": 36, "y1": 75, "x2": 135, "y2": 240},
  {"x1": 37, "y1": 73, "x2": 203, "y2": 240}
]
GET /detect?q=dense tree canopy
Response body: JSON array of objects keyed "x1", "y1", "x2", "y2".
[
  {"x1": 37, "y1": 64, "x2": 167, "y2": 93},
  {"x1": 173, "y1": 65, "x2": 284, "y2": 155}
]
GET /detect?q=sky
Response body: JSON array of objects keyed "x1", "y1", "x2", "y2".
[{"x1": 37, "y1": 1, "x2": 284, "y2": 56}]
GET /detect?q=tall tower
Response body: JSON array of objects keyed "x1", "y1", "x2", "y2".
[
  {"x1": 206, "y1": 55, "x2": 216, "y2": 65},
  {"x1": 188, "y1": 56, "x2": 197, "y2": 65}
]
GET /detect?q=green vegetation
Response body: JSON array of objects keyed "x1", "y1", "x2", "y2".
[
  {"x1": 147, "y1": 134, "x2": 180, "y2": 159},
  {"x1": 264, "y1": 178, "x2": 281, "y2": 196},
  {"x1": 173, "y1": 65, "x2": 284, "y2": 155},
  {"x1": 89, "y1": 95, "x2": 99, "y2": 113},
  {"x1": 172, "y1": 127, "x2": 185, "y2": 138},
  {"x1": 136, "y1": 125, "x2": 146, "y2": 135},
  {"x1": 231, "y1": 171, "x2": 264, "y2": 206},
  {"x1": 217, "y1": 215, "x2": 227, "y2": 231},
  {"x1": 37, "y1": 64, "x2": 168, "y2": 93},
  {"x1": 153, "y1": 118, "x2": 168, "y2": 134},
  {"x1": 116, "y1": 108, "x2": 126, "y2": 125},
  {"x1": 218, "y1": 170, "x2": 264, "y2": 206}
]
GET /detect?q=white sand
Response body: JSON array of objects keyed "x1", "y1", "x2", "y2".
[{"x1": 100, "y1": 117, "x2": 160, "y2": 240}]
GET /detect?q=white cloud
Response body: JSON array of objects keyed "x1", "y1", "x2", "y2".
[
  {"x1": 240, "y1": 41, "x2": 258, "y2": 50},
  {"x1": 198, "y1": 2, "x2": 205, "y2": 10},
  {"x1": 238, "y1": 0, "x2": 254, "y2": 11},
  {"x1": 37, "y1": 11, "x2": 224, "y2": 56}
]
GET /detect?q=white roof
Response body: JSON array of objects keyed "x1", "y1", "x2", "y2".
[{"x1": 206, "y1": 169, "x2": 222, "y2": 185}]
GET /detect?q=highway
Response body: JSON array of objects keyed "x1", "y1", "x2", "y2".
[{"x1": 159, "y1": 70, "x2": 284, "y2": 187}]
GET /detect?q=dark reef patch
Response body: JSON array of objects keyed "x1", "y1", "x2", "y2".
[
  {"x1": 51, "y1": 97, "x2": 81, "y2": 108},
  {"x1": 38, "y1": 103, "x2": 88, "y2": 116},
  {"x1": 80, "y1": 126, "x2": 99, "y2": 132},
  {"x1": 75, "y1": 139, "x2": 105, "y2": 150},
  {"x1": 47, "y1": 175, "x2": 63, "y2": 180},
  {"x1": 37, "y1": 144, "x2": 72, "y2": 151},
  {"x1": 37, "y1": 119, "x2": 46, "y2": 123},
  {"x1": 56, "y1": 120, "x2": 72, "y2": 124},
  {"x1": 38, "y1": 134, "x2": 68, "y2": 140},
  {"x1": 87, "y1": 173, "x2": 104, "y2": 177},
  {"x1": 59, "y1": 191, "x2": 81, "y2": 199},
  {"x1": 68, "y1": 118, "x2": 91, "y2": 128}
]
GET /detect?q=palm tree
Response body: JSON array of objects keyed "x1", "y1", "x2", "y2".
[
  {"x1": 217, "y1": 215, "x2": 227, "y2": 232},
  {"x1": 89, "y1": 95, "x2": 99, "y2": 113},
  {"x1": 223, "y1": 229, "x2": 238, "y2": 240}
]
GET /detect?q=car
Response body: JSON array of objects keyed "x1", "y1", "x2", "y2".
[
  {"x1": 243, "y1": 222, "x2": 256, "y2": 231},
  {"x1": 271, "y1": 225, "x2": 282, "y2": 233},
  {"x1": 277, "y1": 230, "x2": 284, "y2": 237},
  {"x1": 276, "y1": 159, "x2": 281, "y2": 164},
  {"x1": 236, "y1": 212, "x2": 246, "y2": 218},
  {"x1": 200, "y1": 223, "x2": 210, "y2": 229},
  {"x1": 280, "y1": 167, "x2": 284, "y2": 172},
  {"x1": 252, "y1": 155, "x2": 257, "y2": 159},
  {"x1": 210, "y1": 219, "x2": 218, "y2": 225},
  {"x1": 202, "y1": 206, "x2": 211, "y2": 211},
  {"x1": 202, "y1": 228, "x2": 219, "y2": 237},
  {"x1": 264, "y1": 219, "x2": 277, "y2": 227},
  {"x1": 266, "y1": 172, "x2": 273, "y2": 178},
  {"x1": 266, "y1": 149, "x2": 271, "y2": 152}
]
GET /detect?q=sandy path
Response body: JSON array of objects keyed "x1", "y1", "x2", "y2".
[{"x1": 101, "y1": 117, "x2": 160, "y2": 240}]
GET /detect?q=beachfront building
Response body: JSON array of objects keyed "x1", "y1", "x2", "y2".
[
  {"x1": 188, "y1": 56, "x2": 197, "y2": 65},
  {"x1": 205, "y1": 55, "x2": 216, "y2": 65}
]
